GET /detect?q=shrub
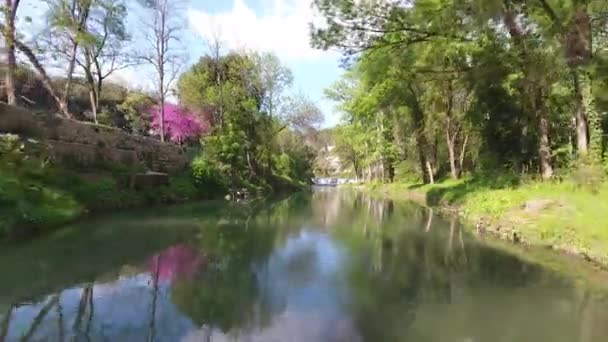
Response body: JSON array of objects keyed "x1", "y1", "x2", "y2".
[
  {"x1": 167, "y1": 174, "x2": 200, "y2": 202},
  {"x1": 274, "y1": 153, "x2": 293, "y2": 177},
  {"x1": 191, "y1": 155, "x2": 227, "y2": 196},
  {"x1": 393, "y1": 160, "x2": 422, "y2": 184},
  {"x1": 0, "y1": 135, "x2": 82, "y2": 238}
]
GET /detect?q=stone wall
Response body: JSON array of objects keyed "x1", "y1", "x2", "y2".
[{"x1": 0, "y1": 104, "x2": 190, "y2": 173}]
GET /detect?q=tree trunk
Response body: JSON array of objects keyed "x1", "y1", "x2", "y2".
[
  {"x1": 445, "y1": 86, "x2": 460, "y2": 180},
  {"x1": 62, "y1": 2, "x2": 91, "y2": 107},
  {"x1": 62, "y1": 42, "x2": 79, "y2": 106},
  {"x1": 89, "y1": 90, "x2": 97, "y2": 123},
  {"x1": 84, "y1": 51, "x2": 98, "y2": 123},
  {"x1": 459, "y1": 133, "x2": 469, "y2": 174},
  {"x1": 11, "y1": 35, "x2": 70, "y2": 116},
  {"x1": 503, "y1": 2, "x2": 554, "y2": 179},
  {"x1": 446, "y1": 127, "x2": 459, "y2": 180},
  {"x1": 3, "y1": 0, "x2": 19, "y2": 105},
  {"x1": 410, "y1": 93, "x2": 429, "y2": 183},
  {"x1": 572, "y1": 69, "x2": 589, "y2": 155},
  {"x1": 386, "y1": 159, "x2": 395, "y2": 183},
  {"x1": 93, "y1": 55, "x2": 103, "y2": 118},
  {"x1": 536, "y1": 89, "x2": 554, "y2": 180},
  {"x1": 159, "y1": 97, "x2": 166, "y2": 142},
  {"x1": 426, "y1": 160, "x2": 435, "y2": 184}
]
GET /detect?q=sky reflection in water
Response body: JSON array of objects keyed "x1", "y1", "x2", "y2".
[{"x1": 1, "y1": 189, "x2": 608, "y2": 342}]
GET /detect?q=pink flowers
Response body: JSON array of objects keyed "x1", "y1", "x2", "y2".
[{"x1": 150, "y1": 103, "x2": 210, "y2": 143}]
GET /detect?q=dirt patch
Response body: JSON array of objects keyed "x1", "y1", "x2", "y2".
[{"x1": 521, "y1": 199, "x2": 563, "y2": 214}]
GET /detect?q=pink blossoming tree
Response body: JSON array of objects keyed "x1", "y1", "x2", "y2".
[{"x1": 150, "y1": 103, "x2": 209, "y2": 143}]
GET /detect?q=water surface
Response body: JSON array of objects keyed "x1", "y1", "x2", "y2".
[{"x1": 1, "y1": 188, "x2": 607, "y2": 341}]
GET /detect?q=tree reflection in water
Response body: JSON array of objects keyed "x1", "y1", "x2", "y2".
[{"x1": 1, "y1": 190, "x2": 608, "y2": 341}]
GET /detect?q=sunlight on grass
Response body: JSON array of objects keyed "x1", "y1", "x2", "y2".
[{"x1": 361, "y1": 178, "x2": 608, "y2": 264}]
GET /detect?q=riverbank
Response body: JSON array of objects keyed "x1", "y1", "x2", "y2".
[
  {"x1": 0, "y1": 139, "x2": 306, "y2": 242},
  {"x1": 354, "y1": 177, "x2": 608, "y2": 268}
]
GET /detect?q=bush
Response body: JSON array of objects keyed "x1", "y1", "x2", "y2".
[
  {"x1": 158, "y1": 174, "x2": 200, "y2": 203},
  {"x1": 274, "y1": 153, "x2": 293, "y2": 177},
  {"x1": 74, "y1": 178, "x2": 121, "y2": 210},
  {"x1": 191, "y1": 155, "x2": 227, "y2": 196},
  {"x1": 0, "y1": 135, "x2": 82, "y2": 238},
  {"x1": 393, "y1": 160, "x2": 422, "y2": 183}
]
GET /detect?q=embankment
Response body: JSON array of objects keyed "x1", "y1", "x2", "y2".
[
  {"x1": 0, "y1": 104, "x2": 189, "y2": 173},
  {"x1": 0, "y1": 104, "x2": 200, "y2": 240},
  {"x1": 355, "y1": 179, "x2": 608, "y2": 268}
]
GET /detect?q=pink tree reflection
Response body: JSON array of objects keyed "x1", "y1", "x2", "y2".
[{"x1": 147, "y1": 244, "x2": 205, "y2": 283}]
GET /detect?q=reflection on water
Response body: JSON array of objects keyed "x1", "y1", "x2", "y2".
[{"x1": 1, "y1": 189, "x2": 608, "y2": 341}]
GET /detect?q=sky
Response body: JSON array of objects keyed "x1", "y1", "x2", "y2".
[{"x1": 18, "y1": 0, "x2": 344, "y2": 127}]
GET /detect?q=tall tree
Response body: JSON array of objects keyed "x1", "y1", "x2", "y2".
[
  {"x1": 45, "y1": 0, "x2": 94, "y2": 107},
  {"x1": 78, "y1": 0, "x2": 129, "y2": 123},
  {"x1": 254, "y1": 52, "x2": 293, "y2": 119},
  {"x1": 0, "y1": 21, "x2": 68, "y2": 115},
  {"x1": 1, "y1": 0, "x2": 20, "y2": 105},
  {"x1": 137, "y1": 0, "x2": 184, "y2": 142}
]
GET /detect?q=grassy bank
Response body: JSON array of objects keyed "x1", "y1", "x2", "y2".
[
  {"x1": 358, "y1": 176, "x2": 608, "y2": 266},
  {"x1": 0, "y1": 164, "x2": 208, "y2": 240},
  {"x1": 0, "y1": 134, "x2": 308, "y2": 240}
]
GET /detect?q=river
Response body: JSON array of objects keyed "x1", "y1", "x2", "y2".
[{"x1": 0, "y1": 188, "x2": 607, "y2": 341}]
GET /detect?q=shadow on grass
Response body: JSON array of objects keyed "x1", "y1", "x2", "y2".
[
  {"x1": 407, "y1": 183, "x2": 426, "y2": 190},
  {"x1": 424, "y1": 173, "x2": 521, "y2": 207},
  {"x1": 426, "y1": 182, "x2": 471, "y2": 206}
]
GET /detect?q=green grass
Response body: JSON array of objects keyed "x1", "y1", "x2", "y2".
[
  {"x1": 0, "y1": 158, "x2": 208, "y2": 241},
  {"x1": 359, "y1": 176, "x2": 608, "y2": 265}
]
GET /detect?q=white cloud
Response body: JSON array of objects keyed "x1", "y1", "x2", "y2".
[{"x1": 187, "y1": 0, "x2": 332, "y2": 61}]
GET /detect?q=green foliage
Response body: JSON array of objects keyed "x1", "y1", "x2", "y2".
[
  {"x1": 0, "y1": 133, "x2": 214, "y2": 240},
  {"x1": 274, "y1": 152, "x2": 293, "y2": 177},
  {"x1": 179, "y1": 51, "x2": 317, "y2": 193},
  {"x1": 313, "y1": 0, "x2": 608, "y2": 184},
  {"x1": 191, "y1": 155, "x2": 226, "y2": 193},
  {"x1": 0, "y1": 135, "x2": 82, "y2": 239},
  {"x1": 117, "y1": 91, "x2": 155, "y2": 135}
]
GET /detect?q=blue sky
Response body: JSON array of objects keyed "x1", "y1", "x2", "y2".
[
  {"x1": 19, "y1": 0, "x2": 343, "y2": 127},
  {"x1": 183, "y1": 0, "x2": 344, "y2": 127}
]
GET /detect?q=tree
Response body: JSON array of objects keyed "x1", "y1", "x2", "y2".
[
  {"x1": 118, "y1": 90, "x2": 155, "y2": 134},
  {"x1": 1, "y1": 0, "x2": 20, "y2": 105},
  {"x1": 333, "y1": 123, "x2": 368, "y2": 180},
  {"x1": 254, "y1": 52, "x2": 293, "y2": 119},
  {"x1": 279, "y1": 93, "x2": 323, "y2": 134},
  {"x1": 149, "y1": 103, "x2": 209, "y2": 144},
  {"x1": 137, "y1": 0, "x2": 184, "y2": 142},
  {"x1": 313, "y1": 0, "x2": 576, "y2": 182},
  {"x1": 78, "y1": 0, "x2": 129, "y2": 123},
  {"x1": 179, "y1": 50, "x2": 317, "y2": 189},
  {"x1": 0, "y1": 21, "x2": 68, "y2": 115},
  {"x1": 44, "y1": 0, "x2": 94, "y2": 108}
]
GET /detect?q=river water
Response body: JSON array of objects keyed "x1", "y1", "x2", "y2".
[{"x1": 1, "y1": 188, "x2": 607, "y2": 341}]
